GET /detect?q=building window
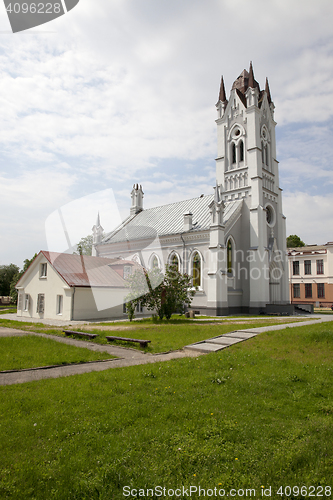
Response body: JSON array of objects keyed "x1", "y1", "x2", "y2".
[
  {"x1": 316, "y1": 259, "x2": 324, "y2": 275},
  {"x1": 304, "y1": 260, "x2": 311, "y2": 275},
  {"x1": 24, "y1": 294, "x2": 30, "y2": 311},
  {"x1": 293, "y1": 283, "x2": 300, "y2": 298},
  {"x1": 136, "y1": 302, "x2": 143, "y2": 313},
  {"x1": 261, "y1": 141, "x2": 265, "y2": 163},
  {"x1": 123, "y1": 303, "x2": 127, "y2": 314},
  {"x1": 40, "y1": 263, "x2": 47, "y2": 278},
  {"x1": 36, "y1": 294, "x2": 45, "y2": 313},
  {"x1": 169, "y1": 253, "x2": 179, "y2": 271},
  {"x1": 317, "y1": 283, "x2": 325, "y2": 299},
  {"x1": 292, "y1": 261, "x2": 300, "y2": 275},
  {"x1": 56, "y1": 295, "x2": 63, "y2": 315},
  {"x1": 265, "y1": 144, "x2": 269, "y2": 167},
  {"x1": 239, "y1": 140, "x2": 244, "y2": 162},
  {"x1": 227, "y1": 239, "x2": 233, "y2": 275},
  {"x1": 151, "y1": 255, "x2": 159, "y2": 269},
  {"x1": 192, "y1": 252, "x2": 201, "y2": 287},
  {"x1": 305, "y1": 283, "x2": 312, "y2": 298},
  {"x1": 17, "y1": 293, "x2": 23, "y2": 311},
  {"x1": 232, "y1": 143, "x2": 236, "y2": 164},
  {"x1": 123, "y1": 266, "x2": 132, "y2": 279}
]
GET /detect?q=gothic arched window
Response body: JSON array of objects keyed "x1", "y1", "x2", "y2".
[
  {"x1": 261, "y1": 141, "x2": 265, "y2": 163},
  {"x1": 169, "y1": 253, "x2": 179, "y2": 271},
  {"x1": 239, "y1": 140, "x2": 244, "y2": 162},
  {"x1": 265, "y1": 144, "x2": 269, "y2": 167},
  {"x1": 192, "y1": 252, "x2": 201, "y2": 287},
  {"x1": 232, "y1": 143, "x2": 236, "y2": 164},
  {"x1": 151, "y1": 255, "x2": 159, "y2": 269},
  {"x1": 227, "y1": 239, "x2": 233, "y2": 275}
]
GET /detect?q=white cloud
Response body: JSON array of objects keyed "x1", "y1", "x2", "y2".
[
  {"x1": 0, "y1": 0, "x2": 333, "y2": 264},
  {"x1": 284, "y1": 192, "x2": 333, "y2": 245}
]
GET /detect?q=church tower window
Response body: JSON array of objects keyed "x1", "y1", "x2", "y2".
[
  {"x1": 192, "y1": 252, "x2": 201, "y2": 287},
  {"x1": 232, "y1": 143, "x2": 236, "y2": 164},
  {"x1": 239, "y1": 140, "x2": 244, "y2": 162},
  {"x1": 261, "y1": 141, "x2": 265, "y2": 163}
]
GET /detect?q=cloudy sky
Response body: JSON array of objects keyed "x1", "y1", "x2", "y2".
[{"x1": 0, "y1": 0, "x2": 332, "y2": 267}]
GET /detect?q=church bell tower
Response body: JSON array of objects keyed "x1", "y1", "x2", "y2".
[{"x1": 215, "y1": 62, "x2": 289, "y2": 312}]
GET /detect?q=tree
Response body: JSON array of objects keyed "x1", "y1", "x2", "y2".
[
  {"x1": 125, "y1": 265, "x2": 196, "y2": 321},
  {"x1": 9, "y1": 253, "x2": 38, "y2": 304},
  {"x1": 0, "y1": 264, "x2": 20, "y2": 297},
  {"x1": 74, "y1": 235, "x2": 93, "y2": 256},
  {"x1": 287, "y1": 235, "x2": 305, "y2": 248}
]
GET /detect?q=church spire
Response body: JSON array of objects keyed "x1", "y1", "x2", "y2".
[
  {"x1": 248, "y1": 61, "x2": 255, "y2": 89},
  {"x1": 214, "y1": 181, "x2": 220, "y2": 203},
  {"x1": 218, "y1": 76, "x2": 227, "y2": 103},
  {"x1": 265, "y1": 77, "x2": 272, "y2": 104}
]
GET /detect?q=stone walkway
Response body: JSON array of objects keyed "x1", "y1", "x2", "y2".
[{"x1": 1, "y1": 314, "x2": 332, "y2": 385}]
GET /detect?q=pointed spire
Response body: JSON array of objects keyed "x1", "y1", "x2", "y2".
[
  {"x1": 96, "y1": 211, "x2": 101, "y2": 228},
  {"x1": 214, "y1": 181, "x2": 220, "y2": 203},
  {"x1": 248, "y1": 61, "x2": 255, "y2": 89},
  {"x1": 218, "y1": 76, "x2": 227, "y2": 102},
  {"x1": 265, "y1": 77, "x2": 272, "y2": 104}
]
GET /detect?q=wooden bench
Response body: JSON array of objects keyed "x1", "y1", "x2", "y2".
[
  {"x1": 63, "y1": 330, "x2": 98, "y2": 340},
  {"x1": 106, "y1": 336, "x2": 151, "y2": 348}
]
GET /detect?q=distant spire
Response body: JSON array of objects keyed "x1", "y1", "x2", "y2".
[
  {"x1": 248, "y1": 61, "x2": 255, "y2": 89},
  {"x1": 214, "y1": 181, "x2": 220, "y2": 203},
  {"x1": 265, "y1": 77, "x2": 272, "y2": 104},
  {"x1": 218, "y1": 76, "x2": 227, "y2": 102},
  {"x1": 96, "y1": 211, "x2": 101, "y2": 227}
]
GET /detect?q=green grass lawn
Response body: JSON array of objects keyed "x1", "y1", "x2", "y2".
[
  {"x1": 0, "y1": 321, "x2": 333, "y2": 499},
  {"x1": 0, "y1": 335, "x2": 115, "y2": 371},
  {"x1": 0, "y1": 316, "x2": 307, "y2": 354}
]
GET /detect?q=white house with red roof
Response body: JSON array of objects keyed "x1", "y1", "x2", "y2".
[{"x1": 16, "y1": 251, "x2": 136, "y2": 321}]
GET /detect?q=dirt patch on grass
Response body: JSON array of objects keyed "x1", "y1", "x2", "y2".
[{"x1": 80, "y1": 325, "x2": 135, "y2": 332}]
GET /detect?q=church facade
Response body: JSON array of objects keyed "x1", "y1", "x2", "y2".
[{"x1": 94, "y1": 63, "x2": 290, "y2": 315}]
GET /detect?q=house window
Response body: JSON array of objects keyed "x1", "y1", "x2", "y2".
[
  {"x1": 239, "y1": 140, "x2": 244, "y2": 162},
  {"x1": 317, "y1": 283, "x2": 325, "y2": 299},
  {"x1": 36, "y1": 294, "x2": 45, "y2": 313},
  {"x1": 56, "y1": 295, "x2": 63, "y2": 315},
  {"x1": 305, "y1": 283, "x2": 312, "y2": 298},
  {"x1": 316, "y1": 259, "x2": 324, "y2": 275},
  {"x1": 136, "y1": 302, "x2": 143, "y2": 313},
  {"x1": 227, "y1": 239, "x2": 233, "y2": 275},
  {"x1": 304, "y1": 260, "x2": 311, "y2": 275},
  {"x1": 292, "y1": 261, "x2": 299, "y2": 275},
  {"x1": 123, "y1": 266, "x2": 132, "y2": 279},
  {"x1": 24, "y1": 294, "x2": 30, "y2": 311},
  {"x1": 40, "y1": 263, "x2": 47, "y2": 278},
  {"x1": 123, "y1": 303, "x2": 127, "y2": 314},
  {"x1": 192, "y1": 252, "x2": 201, "y2": 287},
  {"x1": 293, "y1": 284, "x2": 300, "y2": 298}
]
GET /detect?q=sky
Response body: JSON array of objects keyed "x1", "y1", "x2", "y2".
[{"x1": 0, "y1": 0, "x2": 332, "y2": 268}]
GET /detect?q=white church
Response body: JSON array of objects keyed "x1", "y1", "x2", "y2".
[{"x1": 93, "y1": 63, "x2": 290, "y2": 315}]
